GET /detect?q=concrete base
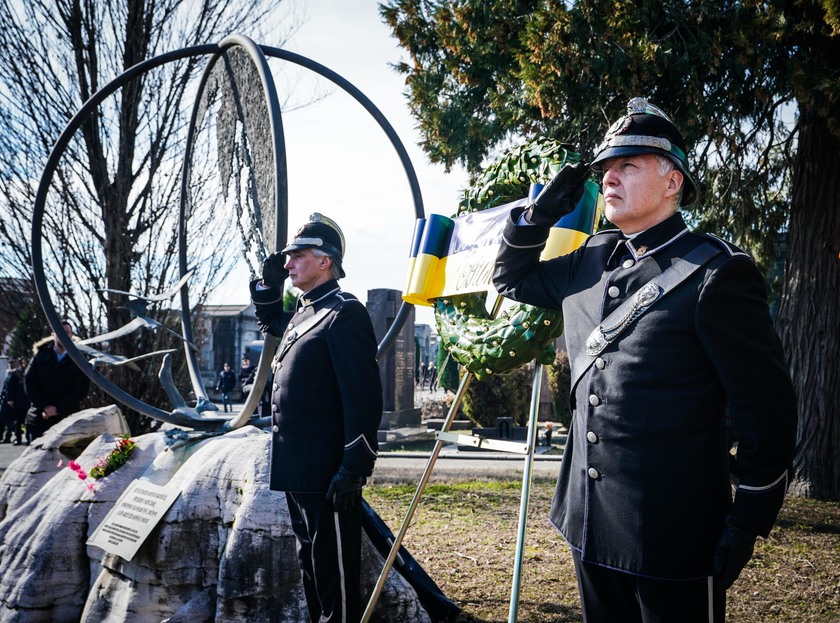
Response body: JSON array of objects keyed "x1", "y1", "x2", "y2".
[
  {"x1": 377, "y1": 426, "x2": 435, "y2": 445},
  {"x1": 423, "y1": 418, "x2": 473, "y2": 431},
  {"x1": 378, "y1": 408, "x2": 422, "y2": 430}
]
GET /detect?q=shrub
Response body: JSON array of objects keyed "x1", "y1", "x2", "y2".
[
  {"x1": 436, "y1": 347, "x2": 460, "y2": 392},
  {"x1": 461, "y1": 364, "x2": 532, "y2": 427},
  {"x1": 546, "y1": 347, "x2": 572, "y2": 429}
]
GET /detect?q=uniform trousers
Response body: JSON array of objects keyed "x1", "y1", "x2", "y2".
[
  {"x1": 286, "y1": 491, "x2": 362, "y2": 623},
  {"x1": 572, "y1": 549, "x2": 725, "y2": 623}
]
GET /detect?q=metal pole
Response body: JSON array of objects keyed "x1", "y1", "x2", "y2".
[
  {"x1": 508, "y1": 363, "x2": 544, "y2": 623},
  {"x1": 361, "y1": 370, "x2": 474, "y2": 623}
]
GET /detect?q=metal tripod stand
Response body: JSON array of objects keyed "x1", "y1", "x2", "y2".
[{"x1": 362, "y1": 343, "x2": 548, "y2": 623}]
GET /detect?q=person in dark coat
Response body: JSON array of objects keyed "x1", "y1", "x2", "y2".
[
  {"x1": 238, "y1": 356, "x2": 256, "y2": 400},
  {"x1": 1, "y1": 358, "x2": 30, "y2": 445},
  {"x1": 215, "y1": 362, "x2": 237, "y2": 412},
  {"x1": 427, "y1": 362, "x2": 438, "y2": 392},
  {"x1": 251, "y1": 213, "x2": 383, "y2": 623},
  {"x1": 24, "y1": 321, "x2": 91, "y2": 443},
  {"x1": 493, "y1": 97, "x2": 797, "y2": 622}
]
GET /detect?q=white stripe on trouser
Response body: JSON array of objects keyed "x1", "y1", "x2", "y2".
[
  {"x1": 334, "y1": 512, "x2": 347, "y2": 623},
  {"x1": 707, "y1": 577, "x2": 714, "y2": 623}
]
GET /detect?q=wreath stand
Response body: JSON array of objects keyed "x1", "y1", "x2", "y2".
[{"x1": 362, "y1": 298, "x2": 549, "y2": 623}]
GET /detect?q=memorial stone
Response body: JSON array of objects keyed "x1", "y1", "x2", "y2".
[{"x1": 367, "y1": 289, "x2": 422, "y2": 434}]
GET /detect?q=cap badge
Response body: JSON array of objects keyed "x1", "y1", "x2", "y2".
[
  {"x1": 606, "y1": 115, "x2": 632, "y2": 138},
  {"x1": 627, "y1": 97, "x2": 649, "y2": 115}
]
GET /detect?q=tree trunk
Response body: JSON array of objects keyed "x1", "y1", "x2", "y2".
[{"x1": 776, "y1": 108, "x2": 840, "y2": 500}]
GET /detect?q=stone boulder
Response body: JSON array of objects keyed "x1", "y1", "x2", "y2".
[{"x1": 0, "y1": 406, "x2": 441, "y2": 622}]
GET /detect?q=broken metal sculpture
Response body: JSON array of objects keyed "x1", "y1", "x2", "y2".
[{"x1": 31, "y1": 34, "x2": 424, "y2": 432}]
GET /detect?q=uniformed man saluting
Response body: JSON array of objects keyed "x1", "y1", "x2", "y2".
[
  {"x1": 493, "y1": 98, "x2": 797, "y2": 622},
  {"x1": 251, "y1": 213, "x2": 382, "y2": 623}
]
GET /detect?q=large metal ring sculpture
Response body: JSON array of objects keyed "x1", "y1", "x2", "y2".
[{"x1": 31, "y1": 34, "x2": 424, "y2": 431}]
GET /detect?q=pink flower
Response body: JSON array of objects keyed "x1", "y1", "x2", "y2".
[
  {"x1": 86, "y1": 482, "x2": 96, "y2": 491},
  {"x1": 56, "y1": 460, "x2": 63, "y2": 468},
  {"x1": 76, "y1": 470, "x2": 88, "y2": 480},
  {"x1": 68, "y1": 461, "x2": 81, "y2": 472}
]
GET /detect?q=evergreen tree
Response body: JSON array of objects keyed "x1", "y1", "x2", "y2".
[
  {"x1": 381, "y1": 0, "x2": 840, "y2": 500},
  {"x1": 8, "y1": 301, "x2": 48, "y2": 360}
]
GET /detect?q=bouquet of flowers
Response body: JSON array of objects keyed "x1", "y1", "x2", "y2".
[{"x1": 89, "y1": 434, "x2": 137, "y2": 479}]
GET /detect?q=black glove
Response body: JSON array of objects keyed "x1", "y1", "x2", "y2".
[
  {"x1": 261, "y1": 252, "x2": 289, "y2": 287},
  {"x1": 712, "y1": 518, "x2": 757, "y2": 592},
  {"x1": 525, "y1": 162, "x2": 591, "y2": 226},
  {"x1": 326, "y1": 466, "x2": 365, "y2": 512}
]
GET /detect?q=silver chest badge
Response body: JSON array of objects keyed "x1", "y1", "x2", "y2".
[{"x1": 585, "y1": 282, "x2": 662, "y2": 356}]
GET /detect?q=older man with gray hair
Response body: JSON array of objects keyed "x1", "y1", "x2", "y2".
[{"x1": 493, "y1": 98, "x2": 797, "y2": 622}]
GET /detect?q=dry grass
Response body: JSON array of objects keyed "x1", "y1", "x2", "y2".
[{"x1": 365, "y1": 478, "x2": 840, "y2": 622}]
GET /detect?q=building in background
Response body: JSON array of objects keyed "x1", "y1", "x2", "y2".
[
  {"x1": 414, "y1": 323, "x2": 439, "y2": 368},
  {"x1": 194, "y1": 303, "x2": 262, "y2": 393}
]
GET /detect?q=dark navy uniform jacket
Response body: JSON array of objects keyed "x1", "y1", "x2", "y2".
[
  {"x1": 251, "y1": 279, "x2": 383, "y2": 493},
  {"x1": 493, "y1": 210, "x2": 797, "y2": 580}
]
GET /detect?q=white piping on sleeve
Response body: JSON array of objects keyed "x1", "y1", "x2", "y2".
[
  {"x1": 737, "y1": 470, "x2": 787, "y2": 493},
  {"x1": 345, "y1": 434, "x2": 377, "y2": 459}
]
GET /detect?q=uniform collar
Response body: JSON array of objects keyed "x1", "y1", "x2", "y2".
[
  {"x1": 623, "y1": 212, "x2": 689, "y2": 259},
  {"x1": 297, "y1": 280, "x2": 340, "y2": 312}
]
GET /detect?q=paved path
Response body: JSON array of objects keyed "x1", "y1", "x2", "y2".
[
  {"x1": 372, "y1": 445, "x2": 561, "y2": 484},
  {"x1": 0, "y1": 432, "x2": 563, "y2": 482}
]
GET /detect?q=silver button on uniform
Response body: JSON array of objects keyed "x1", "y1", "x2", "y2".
[
  {"x1": 622, "y1": 259, "x2": 634, "y2": 269},
  {"x1": 589, "y1": 394, "x2": 601, "y2": 406},
  {"x1": 588, "y1": 467, "x2": 600, "y2": 479},
  {"x1": 608, "y1": 286, "x2": 620, "y2": 298},
  {"x1": 595, "y1": 357, "x2": 605, "y2": 370},
  {"x1": 587, "y1": 431, "x2": 598, "y2": 443},
  {"x1": 272, "y1": 425, "x2": 279, "y2": 433}
]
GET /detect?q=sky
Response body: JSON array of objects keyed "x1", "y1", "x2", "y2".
[{"x1": 210, "y1": 0, "x2": 471, "y2": 326}]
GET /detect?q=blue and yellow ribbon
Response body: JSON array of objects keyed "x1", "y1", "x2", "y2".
[{"x1": 403, "y1": 180, "x2": 603, "y2": 306}]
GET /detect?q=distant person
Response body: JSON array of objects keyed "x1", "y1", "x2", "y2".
[
  {"x1": 251, "y1": 213, "x2": 383, "y2": 622},
  {"x1": 0, "y1": 357, "x2": 29, "y2": 445},
  {"x1": 416, "y1": 361, "x2": 425, "y2": 386},
  {"x1": 428, "y1": 362, "x2": 438, "y2": 392},
  {"x1": 421, "y1": 362, "x2": 431, "y2": 389},
  {"x1": 24, "y1": 321, "x2": 91, "y2": 443},
  {"x1": 543, "y1": 421, "x2": 554, "y2": 447},
  {"x1": 215, "y1": 362, "x2": 236, "y2": 413},
  {"x1": 239, "y1": 356, "x2": 256, "y2": 399}
]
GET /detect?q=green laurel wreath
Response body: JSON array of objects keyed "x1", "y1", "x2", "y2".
[{"x1": 434, "y1": 138, "x2": 581, "y2": 380}]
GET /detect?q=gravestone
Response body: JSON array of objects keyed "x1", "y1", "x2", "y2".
[{"x1": 367, "y1": 289, "x2": 422, "y2": 435}]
